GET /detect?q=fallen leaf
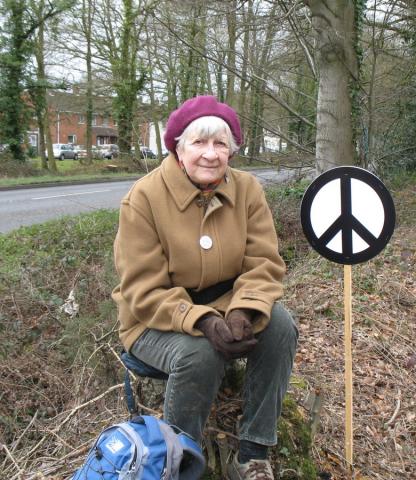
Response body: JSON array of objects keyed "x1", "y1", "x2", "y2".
[{"x1": 404, "y1": 353, "x2": 416, "y2": 369}]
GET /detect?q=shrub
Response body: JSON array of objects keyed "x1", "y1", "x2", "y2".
[{"x1": 0, "y1": 158, "x2": 40, "y2": 177}]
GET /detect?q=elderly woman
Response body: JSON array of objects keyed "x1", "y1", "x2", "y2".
[{"x1": 112, "y1": 96, "x2": 298, "y2": 480}]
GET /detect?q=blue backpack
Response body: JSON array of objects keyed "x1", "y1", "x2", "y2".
[{"x1": 71, "y1": 415, "x2": 206, "y2": 480}]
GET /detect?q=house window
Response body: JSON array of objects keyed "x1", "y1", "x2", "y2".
[
  {"x1": 68, "y1": 135, "x2": 76, "y2": 144},
  {"x1": 92, "y1": 115, "x2": 97, "y2": 126},
  {"x1": 28, "y1": 134, "x2": 37, "y2": 146},
  {"x1": 102, "y1": 116, "x2": 109, "y2": 127},
  {"x1": 78, "y1": 114, "x2": 85, "y2": 124}
]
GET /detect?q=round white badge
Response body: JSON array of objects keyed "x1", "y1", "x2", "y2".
[{"x1": 199, "y1": 235, "x2": 213, "y2": 250}]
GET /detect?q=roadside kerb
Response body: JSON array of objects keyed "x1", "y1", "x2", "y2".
[{"x1": 0, "y1": 175, "x2": 143, "y2": 191}]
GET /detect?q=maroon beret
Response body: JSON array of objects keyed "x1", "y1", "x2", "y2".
[{"x1": 164, "y1": 95, "x2": 242, "y2": 152}]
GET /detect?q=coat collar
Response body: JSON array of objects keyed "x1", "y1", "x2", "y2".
[{"x1": 161, "y1": 154, "x2": 236, "y2": 211}]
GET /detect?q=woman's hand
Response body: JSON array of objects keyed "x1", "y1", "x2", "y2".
[
  {"x1": 225, "y1": 309, "x2": 255, "y2": 341},
  {"x1": 196, "y1": 314, "x2": 257, "y2": 359}
]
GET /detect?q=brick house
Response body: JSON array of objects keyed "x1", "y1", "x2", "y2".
[
  {"x1": 29, "y1": 90, "x2": 153, "y2": 152},
  {"x1": 47, "y1": 90, "x2": 119, "y2": 146}
]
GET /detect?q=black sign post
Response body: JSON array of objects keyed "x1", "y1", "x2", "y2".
[{"x1": 301, "y1": 166, "x2": 395, "y2": 476}]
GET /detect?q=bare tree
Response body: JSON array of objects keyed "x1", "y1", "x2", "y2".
[
  {"x1": 80, "y1": 0, "x2": 96, "y2": 165},
  {"x1": 0, "y1": 0, "x2": 73, "y2": 162},
  {"x1": 303, "y1": 0, "x2": 359, "y2": 173}
]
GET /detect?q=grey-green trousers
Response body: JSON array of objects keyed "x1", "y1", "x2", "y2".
[{"x1": 131, "y1": 303, "x2": 298, "y2": 445}]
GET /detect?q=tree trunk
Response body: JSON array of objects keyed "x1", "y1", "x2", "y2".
[
  {"x1": 33, "y1": 16, "x2": 47, "y2": 171},
  {"x1": 238, "y1": 0, "x2": 252, "y2": 154},
  {"x1": 33, "y1": 0, "x2": 56, "y2": 172},
  {"x1": 44, "y1": 110, "x2": 56, "y2": 172},
  {"x1": 225, "y1": 0, "x2": 237, "y2": 108},
  {"x1": 82, "y1": 0, "x2": 94, "y2": 165},
  {"x1": 110, "y1": 0, "x2": 144, "y2": 154},
  {"x1": 145, "y1": 23, "x2": 163, "y2": 163},
  {"x1": 247, "y1": 2, "x2": 278, "y2": 163},
  {"x1": 304, "y1": 0, "x2": 358, "y2": 173},
  {"x1": 1, "y1": 0, "x2": 27, "y2": 162}
]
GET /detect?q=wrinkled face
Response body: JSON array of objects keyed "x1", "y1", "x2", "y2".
[{"x1": 176, "y1": 131, "x2": 231, "y2": 185}]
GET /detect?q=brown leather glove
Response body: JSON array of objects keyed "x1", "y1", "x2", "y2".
[
  {"x1": 195, "y1": 314, "x2": 257, "y2": 360},
  {"x1": 225, "y1": 309, "x2": 255, "y2": 341}
]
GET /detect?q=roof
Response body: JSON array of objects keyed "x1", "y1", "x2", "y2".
[
  {"x1": 47, "y1": 90, "x2": 113, "y2": 115},
  {"x1": 46, "y1": 90, "x2": 166, "y2": 119},
  {"x1": 92, "y1": 126, "x2": 118, "y2": 136}
]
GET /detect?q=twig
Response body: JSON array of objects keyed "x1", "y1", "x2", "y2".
[
  {"x1": 217, "y1": 432, "x2": 230, "y2": 477},
  {"x1": 0, "y1": 443, "x2": 24, "y2": 475},
  {"x1": 50, "y1": 439, "x2": 91, "y2": 463},
  {"x1": 10, "y1": 293, "x2": 24, "y2": 323},
  {"x1": 23, "y1": 443, "x2": 92, "y2": 480},
  {"x1": 1, "y1": 410, "x2": 39, "y2": 477},
  {"x1": 310, "y1": 389, "x2": 323, "y2": 437},
  {"x1": 20, "y1": 383, "x2": 124, "y2": 462},
  {"x1": 57, "y1": 383, "x2": 124, "y2": 430},
  {"x1": 36, "y1": 423, "x2": 73, "y2": 450},
  {"x1": 206, "y1": 426, "x2": 239, "y2": 440},
  {"x1": 384, "y1": 389, "x2": 401, "y2": 427},
  {"x1": 93, "y1": 320, "x2": 119, "y2": 343},
  {"x1": 107, "y1": 344, "x2": 133, "y2": 376},
  {"x1": 204, "y1": 433, "x2": 216, "y2": 472},
  {"x1": 8, "y1": 409, "x2": 39, "y2": 459},
  {"x1": 75, "y1": 344, "x2": 106, "y2": 398}
]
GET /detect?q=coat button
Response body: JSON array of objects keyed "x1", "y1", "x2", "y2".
[
  {"x1": 179, "y1": 303, "x2": 187, "y2": 312},
  {"x1": 200, "y1": 235, "x2": 213, "y2": 250}
]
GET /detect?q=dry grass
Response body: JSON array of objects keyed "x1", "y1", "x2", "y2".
[{"x1": 285, "y1": 182, "x2": 416, "y2": 479}]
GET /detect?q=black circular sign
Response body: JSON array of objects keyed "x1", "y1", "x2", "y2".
[{"x1": 301, "y1": 166, "x2": 395, "y2": 265}]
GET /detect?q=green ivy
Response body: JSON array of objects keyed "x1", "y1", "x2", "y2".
[{"x1": 350, "y1": 0, "x2": 366, "y2": 166}]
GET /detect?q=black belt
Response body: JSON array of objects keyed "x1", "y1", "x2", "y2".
[{"x1": 186, "y1": 277, "x2": 236, "y2": 305}]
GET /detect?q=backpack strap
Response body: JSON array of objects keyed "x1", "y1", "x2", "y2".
[
  {"x1": 116, "y1": 422, "x2": 149, "y2": 479},
  {"x1": 137, "y1": 416, "x2": 206, "y2": 480},
  {"x1": 120, "y1": 351, "x2": 169, "y2": 416},
  {"x1": 157, "y1": 421, "x2": 183, "y2": 480},
  {"x1": 124, "y1": 369, "x2": 138, "y2": 415},
  {"x1": 138, "y1": 416, "x2": 171, "y2": 476},
  {"x1": 177, "y1": 432, "x2": 206, "y2": 480}
]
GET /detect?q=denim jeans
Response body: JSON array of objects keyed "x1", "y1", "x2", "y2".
[{"x1": 130, "y1": 303, "x2": 298, "y2": 445}]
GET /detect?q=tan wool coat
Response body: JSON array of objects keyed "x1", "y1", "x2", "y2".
[{"x1": 112, "y1": 154, "x2": 286, "y2": 351}]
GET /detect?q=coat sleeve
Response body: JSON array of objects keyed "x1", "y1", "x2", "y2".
[
  {"x1": 113, "y1": 194, "x2": 219, "y2": 336},
  {"x1": 225, "y1": 180, "x2": 286, "y2": 322}
]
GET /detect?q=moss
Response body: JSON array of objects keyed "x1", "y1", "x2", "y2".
[
  {"x1": 201, "y1": 392, "x2": 318, "y2": 479},
  {"x1": 221, "y1": 360, "x2": 246, "y2": 392},
  {"x1": 201, "y1": 469, "x2": 222, "y2": 479},
  {"x1": 290, "y1": 375, "x2": 308, "y2": 390},
  {"x1": 274, "y1": 395, "x2": 318, "y2": 479}
]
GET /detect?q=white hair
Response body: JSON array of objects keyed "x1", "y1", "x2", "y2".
[{"x1": 175, "y1": 116, "x2": 239, "y2": 154}]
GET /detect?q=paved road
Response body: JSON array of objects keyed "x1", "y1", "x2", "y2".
[{"x1": 0, "y1": 168, "x2": 304, "y2": 234}]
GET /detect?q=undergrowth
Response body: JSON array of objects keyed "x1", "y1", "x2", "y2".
[
  {"x1": 0, "y1": 181, "x2": 320, "y2": 478},
  {"x1": 265, "y1": 181, "x2": 310, "y2": 267},
  {"x1": 0, "y1": 210, "x2": 119, "y2": 362},
  {"x1": 3, "y1": 174, "x2": 413, "y2": 477}
]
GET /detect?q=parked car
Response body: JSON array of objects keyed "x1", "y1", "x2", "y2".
[
  {"x1": 140, "y1": 146, "x2": 156, "y2": 159},
  {"x1": 49, "y1": 144, "x2": 78, "y2": 160},
  {"x1": 101, "y1": 144, "x2": 119, "y2": 160},
  {"x1": 131, "y1": 145, "x2": 157, "y2": 159},
  {"x1": 73, "y1": 145, "x2": 87, "y2": 159}
]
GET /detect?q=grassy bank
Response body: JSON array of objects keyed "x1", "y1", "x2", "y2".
[
  {"x1": 0, "y1": 153, "x2": 297, "y2": 188},
  {"x1": 0, "y1": 182, "x2": 316, "y2": 479},
  {"x1": 0, "y1": 157, "x2": 147, "y2": 187}
]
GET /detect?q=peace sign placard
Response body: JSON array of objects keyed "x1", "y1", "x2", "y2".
[
  {"x1": 301, "y1": 166, "x2": 395, "y2": 265},
  {"x1": 300, "y1": 166, "x2": 395, "y2": 477}
]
